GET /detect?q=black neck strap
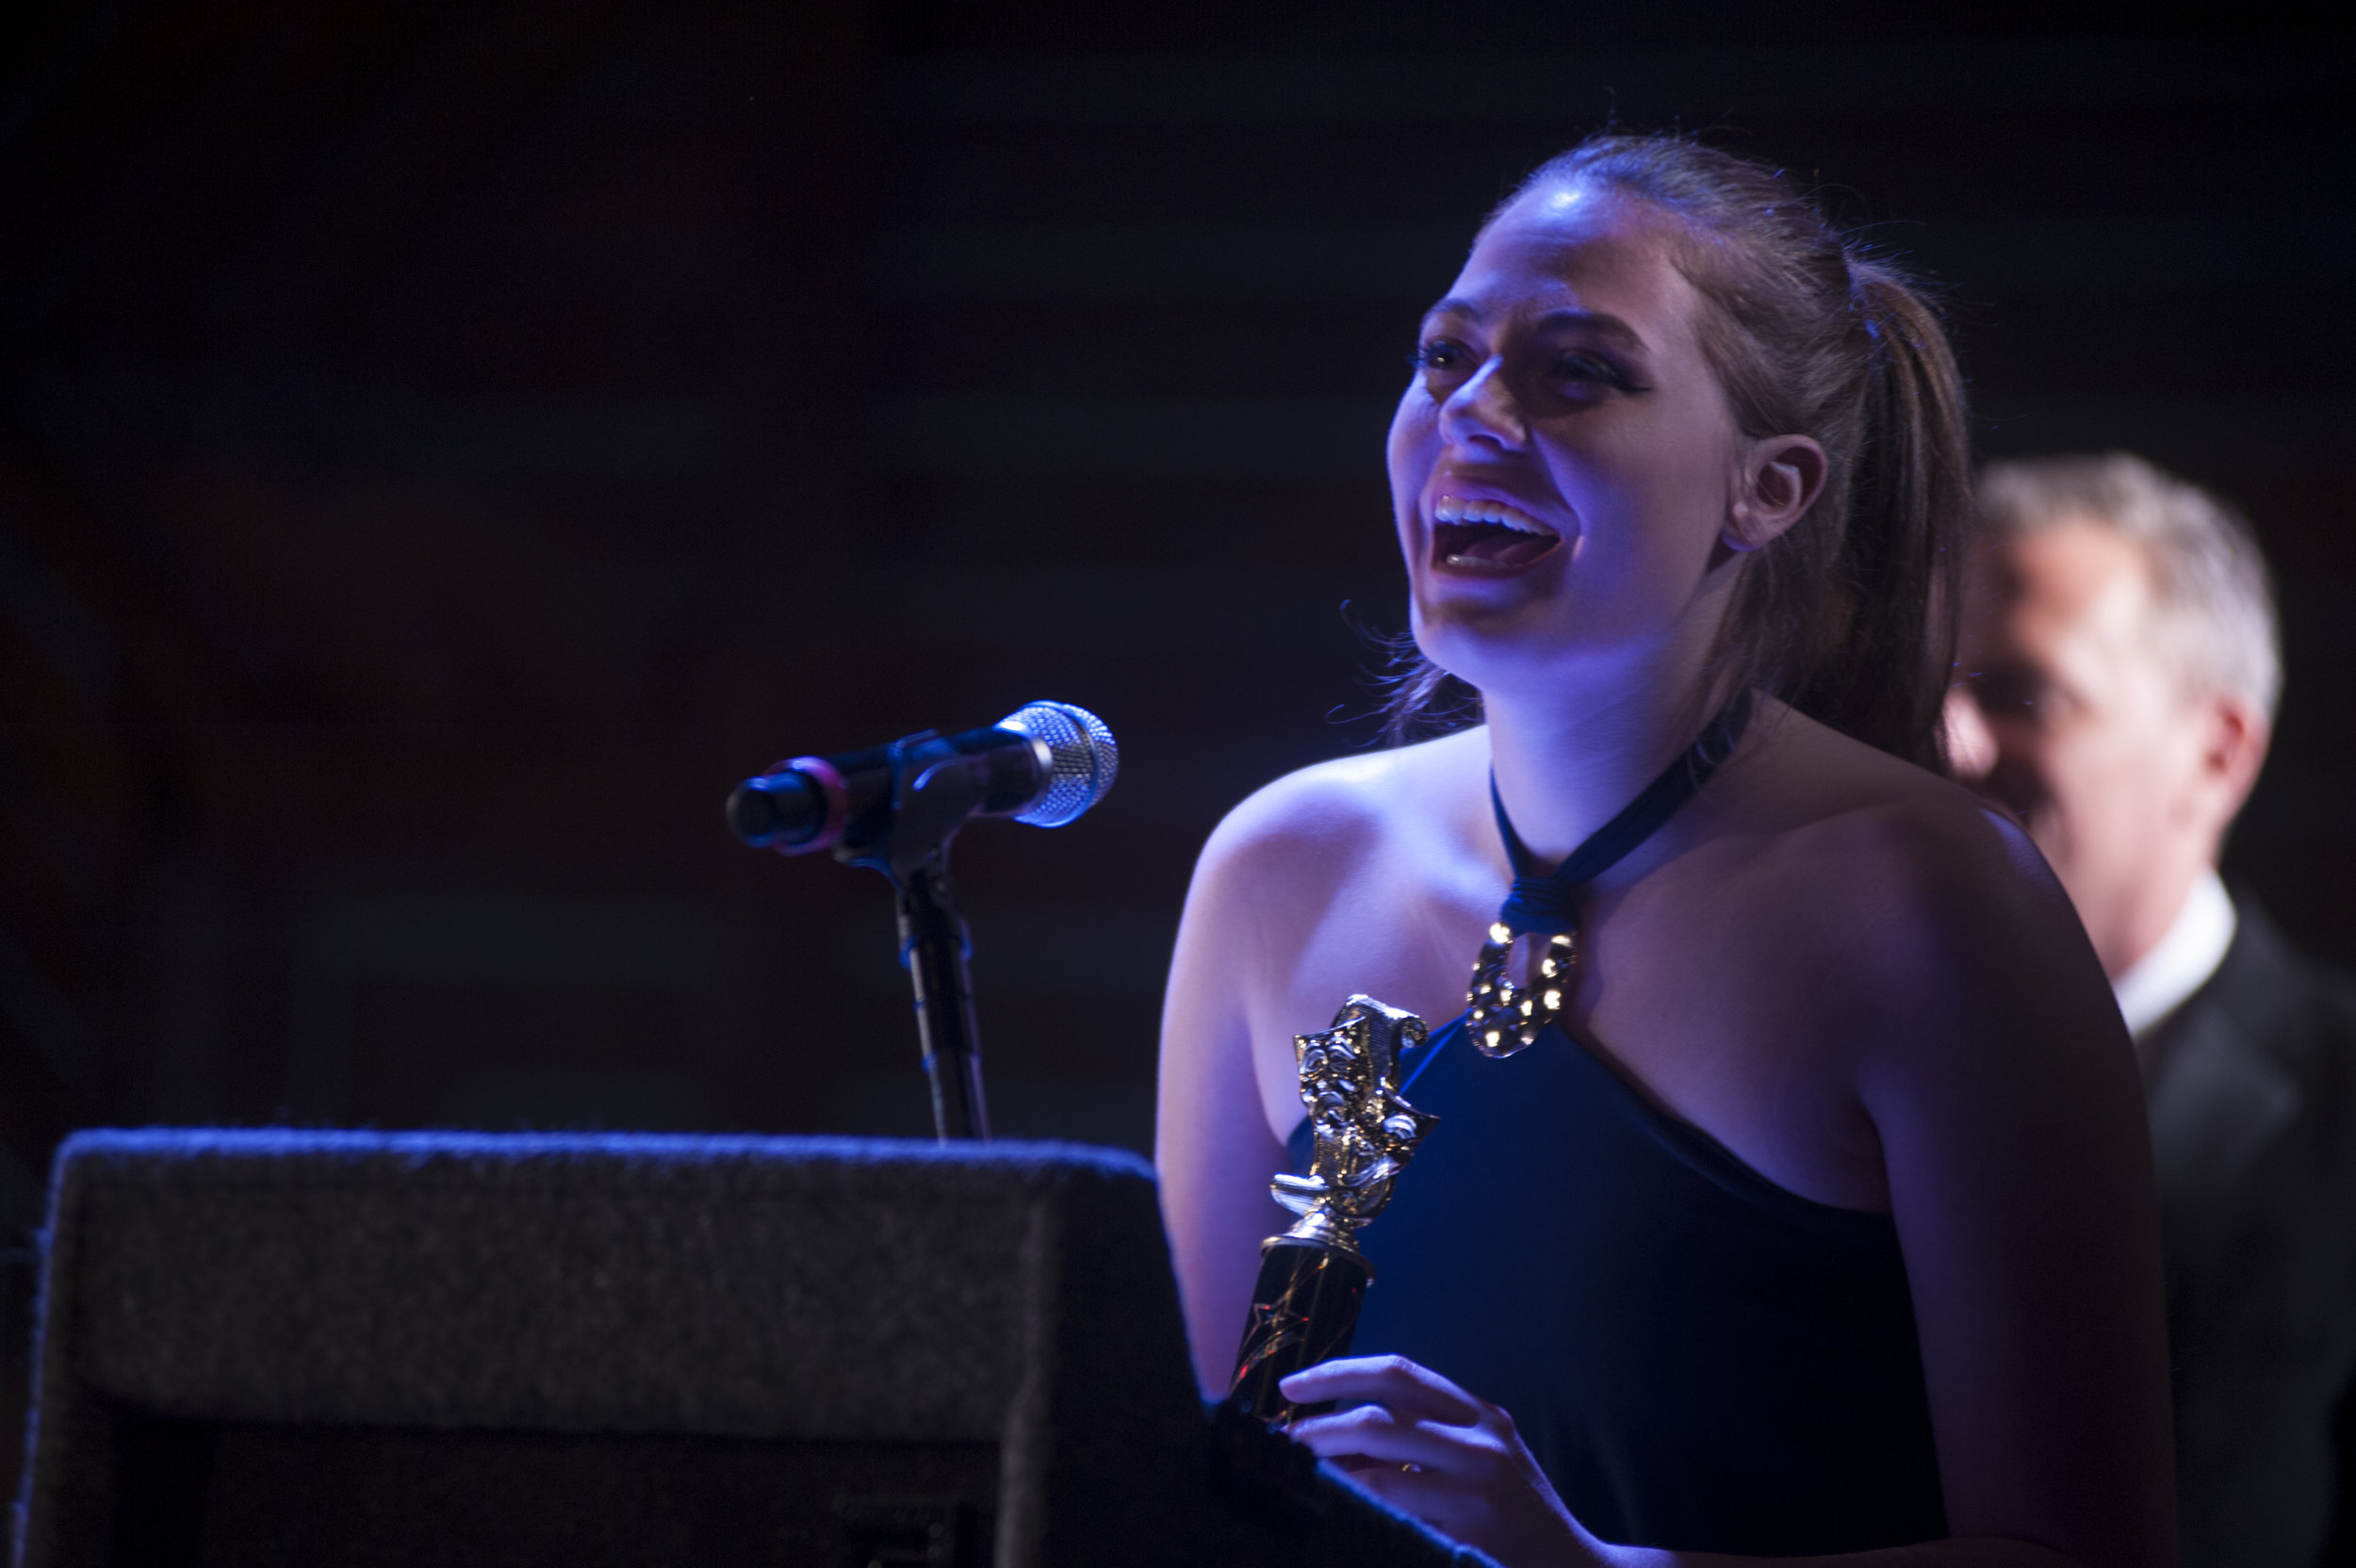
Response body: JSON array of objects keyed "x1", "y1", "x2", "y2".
[{"x1": 1490, "y1": 690, "x2": 1753, "y2": 937}]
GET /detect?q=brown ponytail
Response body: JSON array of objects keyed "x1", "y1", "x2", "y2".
[
  {"x1": 1383, "y1": 136, "x2": 1970, "y2": 774},
  {"x1": 1794, "y1": 264, "x2": 1969, "y2": 768}
]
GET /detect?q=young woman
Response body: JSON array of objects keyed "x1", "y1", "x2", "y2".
[{"x1": 1155, "y1": 136, "x2": 2175, "y2": 1568}]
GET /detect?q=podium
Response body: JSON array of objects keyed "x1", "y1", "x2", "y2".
[{"x1": 13, "y1": 1129, "x2": 1487, "y2": 1566}]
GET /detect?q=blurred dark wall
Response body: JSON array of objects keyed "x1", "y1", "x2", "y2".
[
  {"x1": 0, "y1": 2, "x2": 2350, "y2": 1217},
  {"x1": 0, "y1": 0, "x2": 874, "y2": 1192}
]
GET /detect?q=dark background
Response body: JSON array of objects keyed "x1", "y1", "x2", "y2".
[{"x1": 0, "y1": 1, "x2": 2349, "y2": 1217}]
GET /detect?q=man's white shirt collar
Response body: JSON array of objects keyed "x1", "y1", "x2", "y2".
[{"x1": 2113, "y1": 866, "x2": 2237, "y2": 1040}]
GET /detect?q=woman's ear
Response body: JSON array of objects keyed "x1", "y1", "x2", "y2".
[{"x1": 1724, "y1": 434, "x2": 1828, "y2": 552}]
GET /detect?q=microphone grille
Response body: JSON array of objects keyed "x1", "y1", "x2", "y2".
[{"x1": 997, "y1": 701, "x2": 1119, "y2": 828}]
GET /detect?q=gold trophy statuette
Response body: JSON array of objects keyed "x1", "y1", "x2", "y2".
[{"x1": 1226, "y1": 995, "x2": 1439, "y2": 1427}]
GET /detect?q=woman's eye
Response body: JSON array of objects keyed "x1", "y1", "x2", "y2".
[
  {"x1": 1552, "y1": 352, "x2": 1635, "y2": 391},
  {"x1": 1409, "y1": 340, "x2": 1471, "y2": 374}
]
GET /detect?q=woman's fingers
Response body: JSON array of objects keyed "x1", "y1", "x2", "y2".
[
  {"x1": 1287, "y1": 1401, "x2": 1491, "y2": 1474},
  {"x1": 1278, "y1": 1354, "x2": 1488, "y2": 1425},
  {"x1": 1279, "y1": 1359, "x2": 1587, "y2": 1568}
]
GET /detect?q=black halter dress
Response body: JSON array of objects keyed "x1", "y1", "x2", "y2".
[{"x1": 1286, "y1": 702, "x2": 1948, "y2": 1556}]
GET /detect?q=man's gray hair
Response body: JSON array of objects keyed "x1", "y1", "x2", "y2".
[{"x1": 1976, "y1": 452, "x2": 2282, "y2": 718}]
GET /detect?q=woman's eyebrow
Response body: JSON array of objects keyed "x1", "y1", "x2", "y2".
[
  {"x1": 1532, "y1": 308, "x2": 1646, "y2": 351},
  {"x1": 1416, "y1": 300, "x2": 1648, "y2": 353}
]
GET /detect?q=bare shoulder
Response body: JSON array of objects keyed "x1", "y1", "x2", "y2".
[
  {"x1": 1725, "y1": 707, "x2": 2111, "y2": 1053},
  {"x1": 1194, "y1": 727, "x2": 1488, "y2": 914},
  {"x1": 1178, "y1": 727, "x2": 1497, "y2": 1049},
  {"x1": 1170, "y1": 727, "x2": 1495, "y2": 1138}
]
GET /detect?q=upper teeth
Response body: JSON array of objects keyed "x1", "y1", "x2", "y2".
[{"x1": 1434, "y1": 496, "x2": 1547, "y2": 532}]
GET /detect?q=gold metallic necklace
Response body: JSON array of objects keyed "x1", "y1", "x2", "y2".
[{"x1": 1468, "y1": 693, "x2": 1753, "y2": 1058}]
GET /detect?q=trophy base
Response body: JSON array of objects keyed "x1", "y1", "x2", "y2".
[{"x1": 1225, "y1": 1237, "x2": 1372, "y2": 1426}]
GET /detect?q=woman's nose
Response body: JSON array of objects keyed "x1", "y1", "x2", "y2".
[{"x1": 1438, "y1": 359, "x2": 1527, "y2": 450}]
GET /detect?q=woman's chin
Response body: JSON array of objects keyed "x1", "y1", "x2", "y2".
[{"x1": 1412, "y1": 609, "x2": 1564, "y2": 693}]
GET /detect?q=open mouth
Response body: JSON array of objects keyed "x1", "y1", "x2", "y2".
[{"x1": 1432, "y1": 495, "x2": 1562, "y2": 570}]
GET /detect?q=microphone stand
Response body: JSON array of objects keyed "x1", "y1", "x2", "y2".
[{"x1": 836, "y1": 730, "x2": 991, "y2": 1141}]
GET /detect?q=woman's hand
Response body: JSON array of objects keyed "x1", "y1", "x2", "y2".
[{"x1": 1282, "y1": 1355, "x2": 1601, "y2": 1568}]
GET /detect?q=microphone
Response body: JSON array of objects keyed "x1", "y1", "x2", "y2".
[{"x1": 727, "y1": 700, "x2": 1118, "y2": 856}]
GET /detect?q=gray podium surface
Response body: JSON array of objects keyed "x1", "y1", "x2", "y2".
[{"x1": 13, "y1": 1129, "x2": 1485, "y2": 1567}]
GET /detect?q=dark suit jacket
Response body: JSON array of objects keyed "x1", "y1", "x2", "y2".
[{"x1": 2145, "y1": 898, "x2": 2356, "y2": 1568}]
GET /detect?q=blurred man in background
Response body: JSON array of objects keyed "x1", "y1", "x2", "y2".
[{"x1": 1947, "y1": 452, "x2": 2356, "y2": 1568}]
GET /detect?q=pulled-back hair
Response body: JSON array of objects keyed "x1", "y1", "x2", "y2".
[{"x1": 1384, "y1": 134, "x2": 1971, "y2": 773}]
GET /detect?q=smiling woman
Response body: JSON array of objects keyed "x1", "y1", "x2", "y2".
[
  {"x1": 1156, "y1": 136, "x2": 2177, "y2": 1568},
  {"x1": 1381, "y1": 141, "x2": 1966, "y2": 765}
]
